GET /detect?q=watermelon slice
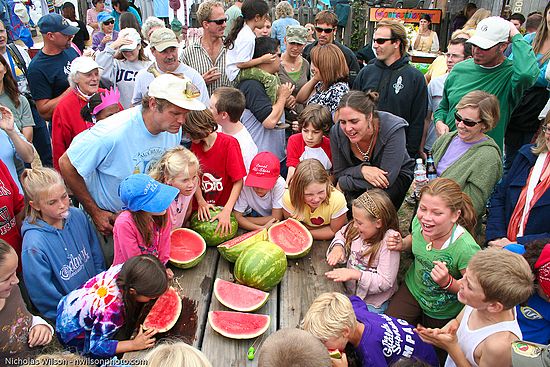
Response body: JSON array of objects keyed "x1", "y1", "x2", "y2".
[
  {"x1": 169, "y1": 228, "x2": 206, "y2": 269},
  {"x1": 329, "y1": 349, "x2": 342, "y2": 359},
  {"x1": 208, "y1": 311, "x2": 270, "y2": 339},
  {"x1": 213, "y1": 278, "x2": 269, "y2": 312},
  {"x1": 143, "y1": 287, "x2": 182, "y2": 333},
  {"x1": 217, "y1": 228, "x2": 268, "y2": 262},
  {"x1": 268, "y1": 218, "x2": 313, "y2": 259}
]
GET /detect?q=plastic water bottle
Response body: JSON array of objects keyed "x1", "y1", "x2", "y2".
[
  {"x1": 414, "y1": 158, "x2": 428, "y2": 199},
  {"x1": 426, "y1": 151, "x2": 437, "y2": 181}
]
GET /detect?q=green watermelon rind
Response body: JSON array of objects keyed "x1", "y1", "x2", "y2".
[
  {"x1": 208, "y1": 311, "x2": 270, "y2": 339},
  {"x1": 169, "y1": 228, "x2": 207, "y2": 269},
  {"x1": 213, "y1": 278, "x2": 269, "y2": 312},
  {"x1": 234, "y1": 241, "x2": 287, "y2": 292},
  {"x1": 268, "y1": 218, "x2": 313, "y2": 259},
  {"x1": 217, "y1": 228, "x2": 268, "y2": 263},
  {"x1": 190, "y1": 206, "x2": 238, "y2": 246},
  {"x1": 143, "y1": 287, "x2": 182, "y2": 333}
]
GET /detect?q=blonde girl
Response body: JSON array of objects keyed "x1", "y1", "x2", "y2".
[
  {"x1": 386, "y1": 178, "x2": 480, "y2": 350},
  {"x1": 146, "y1": 341, "x2": 213, "y2": 367},
  {"x1": 20, "y1": 167, "x2": 106, "y2": 322},
  {"x1": 150, "y1": 146, "x2": 200, "y2": 230},
  {"x1": 325, "y1": 189, "x2": 400, "y2": 314},
  {"x1": 282, "y1": 158, "x2": 348, "y2": 240}
]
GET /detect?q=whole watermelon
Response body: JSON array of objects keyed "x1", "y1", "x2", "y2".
[
  {"x1": 190, "y1": 206, "x2": 238, "y2": 246},
  {"x1": 234, "y1": 241, "x2": 287, "y2": 291}
]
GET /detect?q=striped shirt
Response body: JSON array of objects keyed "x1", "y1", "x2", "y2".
[{"x1": 181, "y1": 38, "x2": 233, "y2": 95}]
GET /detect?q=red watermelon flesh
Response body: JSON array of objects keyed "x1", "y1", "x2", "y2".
[
  {"x1": 213, "y1": 278, "x2": 269, "y2": 312},
  {"x1": 143, "y1": 287, "x2": 182, "y2": 333},
  {"x1": 208, "y1": 311, "x2": 270, "y2": 339},
  {"x1": 268, "y1": 218, "x2": 313, "y2": 259},
  {"x1": 170, "y1": 228, "x2": 206, "y2": 269}
]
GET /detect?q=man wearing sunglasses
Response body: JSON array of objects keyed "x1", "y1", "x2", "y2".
[
  {"x1": 181, "y1": 0, "x2": 231, "y2": 96},
  {"x1": 302, "y1": 10, "x2": 359, "y2": 85},
  {"x1": 353, "y1": 20, "x2": 428, "y2": 159},
  {"x1": 434, "y1": 16, "x2": 539, "y2": 153}
]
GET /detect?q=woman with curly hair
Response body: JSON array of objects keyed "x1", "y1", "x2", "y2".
[{"x1": 271, "y1": 1, "x2": 299, "y2": 52}]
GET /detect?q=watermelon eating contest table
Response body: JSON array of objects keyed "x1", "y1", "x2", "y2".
[{"x1": 124, "y1": 239, "x2": 344, "y2": 366}]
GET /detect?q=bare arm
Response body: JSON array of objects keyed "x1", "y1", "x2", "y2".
[
  {"x1": 237, "y1": 54, "x2": 276, "y2": 69},
  {"x1": 262, "y1": 83, "x2": 294, "y2": 129},
  {"x1": 0, "y1": 106, "x2": 34, "y2": 163},
  {"x1": 35, "y1": 88, "x2": 71, "y2": 121},
  {"x1": 295, "y1": 75, "x2": 319, "y2": 104},
  {"x1": 22, "y1": 126, "x2": 33, "y2": 143}
]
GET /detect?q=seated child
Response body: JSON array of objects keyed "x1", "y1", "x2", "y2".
[
  {"x1": 233, "y1": 152, "x2": 285, "y2": 230},
  {"x1": 80, "y1": 87, "x2": 123, "y2": 128},
  {"x1": 416, "y1": 248, "x2": 534, "y2": 367},
  {"x1": 113, "y1": 174, "x2": 178, "y2": 281},
  {"x1": 0, "y1": 240, "x2": 53, "y2": 357},
  {"x1": 183, "y1": 109, "x2": 246, "y2": 235},
  {"x1": 210, "y1": 87, "x2": 258, "y2": 172},
  {"x1": 326, "y1": 189, "x2": 400, "y2": 314},
  {"x1": 258, "y1": 328, "x2": 332, "y2": 367},
  {"x1": 21, "y1": 167, "x2": 106, "y2": 322},
  {"x1": 302, "y1": 292, "x2": 438, "y2": 367},
  {"x1": 286, "y1": 103, "x2": 332, "y2": 185},
  {"x1": 283, "y1": 158, "x2": 348, "y2": 240},
  {"x1": 146, "y1": 341, "x2": 212, "y2": 367},
  {"x1": 149, "y1": 146, "x2": 200, "y2": 230}
]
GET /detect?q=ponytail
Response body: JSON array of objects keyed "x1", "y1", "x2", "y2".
[
  {"x1": 224, "y1": 16, "x2": 245, "y2": 50},
  {"x1": 458, "y1": 192, "x2": 477, "y2": 235},
  {"x1": 224, "y1": 0, "x2": 269, "y2": 50}
]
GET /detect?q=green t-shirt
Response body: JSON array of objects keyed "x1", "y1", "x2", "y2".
[
  {"x1": 404, "y1": 216, "x2": 480, "y2": 319},
  {"x1": 224, "y1": 5, "x2": 242, "y2": 38}
]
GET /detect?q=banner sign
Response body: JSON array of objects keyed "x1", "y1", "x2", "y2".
[{"x1": 369, "y1": 8, "x2": 442, "y2": 24}]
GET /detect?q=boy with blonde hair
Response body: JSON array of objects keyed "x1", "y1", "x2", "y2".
[
  {"x1": 417, "y1": 248, "x2": 535, "y2": 367},
  {"x1": 302, "y1": 292, "x2": 438, "y2": 366}
]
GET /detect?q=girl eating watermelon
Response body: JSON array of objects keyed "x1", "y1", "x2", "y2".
[{"x1": 56, "y1": 255, "x2": 168, "y2": 357}]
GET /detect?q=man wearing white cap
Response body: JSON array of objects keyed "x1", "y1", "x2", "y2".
[
  {"x1": 58, "y1": 74, "x2": 205, "y2": 263},
  {"x1": 434, "y1": 16, "x2": 539, "y2": 152}
]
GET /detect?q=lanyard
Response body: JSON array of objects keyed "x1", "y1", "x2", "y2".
[{"x1": 5, "y1": 50, "x2": 17, "y2": 79}]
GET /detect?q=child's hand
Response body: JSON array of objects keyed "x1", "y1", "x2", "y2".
[
  {"x1": 325, "y1": 268, "x2": 361, "y2": 282},
  {"x1": 415, "y1": 320, "x2": 459, "y2": 351},
  {"x1": 211, "y1": 209, "x2": 232, "y2": 236},
  {"x1": 386, "y1": 232, "x2": 403, "y2": 252},
  {"x1": 263, "y1": 217, "x2": 278, "y2": 229},
  {"x1": 332, "y1": 352, "x2": 348, "y2": 367},
  {"x1": 28, "y1": 324, "x2": 52, "y2": 348},
  {"x1": 431, "y1": 260, "x2": 450, "y2": 287},
  {"x1": 166, "y1": 268, "x2": 174, "y2": 280},
  {"x1": 197, "y1": 202, "x2": 214, "y2": 221},
  {"x1": 259, "y1": 53, "x2": 277, "y2": 64},
  {"x1": 327, "y1": 246, "x2": 345, "y2": 266},
  {"x1": 132, "y1": 326, "x2": 157, "y2": 351}
]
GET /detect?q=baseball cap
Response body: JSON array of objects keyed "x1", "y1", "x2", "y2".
[
  {"x1": 70, "y1": 57, "x2": 102, "y2": 77},
  {"x1": 97, "y1": 11, "x2": 114, "y2": 25},
  {"x1": 512, "y1": 341, "x2": 550, "y2": 367},
  {"x1": 467, "y1": 16, "x2": 510, "y2": 49},
  {"x1": 535, "y1": 244, "x2": 550, "y2": 299},
  {"x1": 148, "y1": 74, "x2": 206, "y2": 111},
  {"x1": 118, "y1": 28, "x2": 142, "y2": 51},
  {"x1": 286, "y1": 25, "x2": 308, "y2": 45},
  {"x1": 149, "y1": 28, "x2": 179, "y2": 52},
  {"x1": 119, "y1": 174, "x2": 179, "y2": 212},
  {"x1": 245, "y1": 152, "x2": 280, "y2": 190},
  {"x1": 37, "y1": 13, "x2": 79, "y2": 35}
]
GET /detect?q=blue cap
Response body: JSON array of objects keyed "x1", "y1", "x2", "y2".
[
  {"x1": 37, "y1": 13, "x2": 79, "y2": 35},
  {"x1": 118, "y1": 174, "x2": 179, "y2": 213},
  {"x1": 97, "y1": 11, "x2": 114, "y2": 25},
  {"x1": 504, "y1": 243, "x2": 526, "y2": 255}
]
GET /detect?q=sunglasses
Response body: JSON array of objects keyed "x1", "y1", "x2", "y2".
[
  {"x1": 207, "y1": 18, "x2": 227, "y2": 25},
  {"x1": 373, "y1": 37, "x2": 395, "y2": 45},
  {"x1": 315, "y1": 26, "x2": 334, "y2": 34},
  {"x1": 454, "y1": 111, "x2": 481, "y2": 127},
  {"x1": 102, "y1": 19, "x2": 114, "y2": 25}
]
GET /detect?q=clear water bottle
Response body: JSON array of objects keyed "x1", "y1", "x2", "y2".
[{"x1": 414, "y1": 158, "x2": 428, "y2": 199}]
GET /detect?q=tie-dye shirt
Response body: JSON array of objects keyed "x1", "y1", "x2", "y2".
[{"x1": 56, "y1": 265, "x2": 124, "y2": 357}]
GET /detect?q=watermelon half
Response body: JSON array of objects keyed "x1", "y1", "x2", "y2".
[
  {"x1": 208, "y1": 310, "x2": 270, "y2": 339},
  {"x1": 213, "y1": 278, "x2": 269, "y2": 312},
  {"x1": 143, "y1": 287, "x2": 182, "y2": 333},
  {"x1": 190, "y1": 206, "x2": 238, "y2": 246},
  {"x1": 217, "y1": 228, "x2": 268, "y2": 262},
  {"x1": 169, "y1": 228, "x2": 206, "y2": 269},
  {"x1": 268, "y1": 218, "x2": 313, "y2": 259}
]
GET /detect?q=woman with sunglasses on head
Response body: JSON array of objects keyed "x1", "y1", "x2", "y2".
[
  {"x1": 431, "y1": 90, "x2": 502, "y2": 226},
  {"x1": 92, "y1": 11, "x2": 119, "y2": 52}
]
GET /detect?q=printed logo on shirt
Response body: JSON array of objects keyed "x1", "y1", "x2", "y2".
[
  {"x1": 202, "y1": 172, "x2": 223, "y2": 204},
  {"x1": 0, "y1": 180, "x2": 12, "y2": 197},
  {"x1": 116, "y1": 69, "x2": 139, "y2": 83},
  {"x1": 520, "y1": 306, "x2": 543, "y2": 320},
  {"x1": 380, "y1": 314, "x2": 417, "y2": 358},
  {"x1": 64, "y1": 60, "x2": 72, "y2": 76},
  {"x1": 59, "y1": 249, "x2": 91, "y2": 280},
  {"x1": 132, "y1": 147, "x2": 165, "y2": 174},
  {"x1": 393, "y1": 76, "x2": 404, "y2": 94},
  {"x1": 0, "y1": 206, "x2": 16, "y2": 236}
]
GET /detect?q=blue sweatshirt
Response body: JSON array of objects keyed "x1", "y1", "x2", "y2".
[{"x1": 21, "y1": 207, "x2": 106, "y2": 321}]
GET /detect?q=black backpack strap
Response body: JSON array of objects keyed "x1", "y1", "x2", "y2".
[{"x1": 7, "y1": 43, "x2": 28, "y2": 75}]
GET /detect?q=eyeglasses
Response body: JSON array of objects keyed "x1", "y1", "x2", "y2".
[
  {"x1": 102, "y1": 19, "x2": 114, "y2": 25},
  {"x1": 373, "y1": 38, "x2": 396, "y2": 45},
  {"x1": 207, "y1": 18, "x2": 227, "y2": 25},
  {"x1": 542, "y1": 125, "x2": 550, "y2": 134},
  {"x1": 315, "y1": 26, "x2": 334, "y2": 34},
  {"x1": 455, "y1": 111, "x2": 482, "y2": 127}
]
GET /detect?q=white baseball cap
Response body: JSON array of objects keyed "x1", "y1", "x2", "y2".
[
  {"x1": 467, "y1": 16, "x2": 510, "y2": 49},
  {"x1": 148, "y1": 74, "x2": 206, "y2": 111},
  {"x1": 70, "y1": 57, "x2": 102, "y2": 77},
  {"x1": 119, "y1": 28, "x2": 142, "y2": 52}
]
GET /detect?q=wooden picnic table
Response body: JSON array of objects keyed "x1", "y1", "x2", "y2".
[{"x1": 125, "y1": 239, "x2": 344, "y2": 366}]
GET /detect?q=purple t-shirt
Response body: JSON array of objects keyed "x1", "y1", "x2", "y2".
[
  {"x1": 436, "y1": 135, "x2": 488, "y2": 175},
  {"x1": 351, "y1": 296, "x2": 438, "y2": 367}
]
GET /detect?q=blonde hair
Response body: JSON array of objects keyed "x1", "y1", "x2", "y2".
[
  {"x1": 20, "y1": 167, "x2": 66, "y2": 224},
  {"x1": 146, "y1": 341, "x2": 212, "y2": 367},
  {"x1": 345, "y1": 189, "x2": 399, "y2": 267},
  {"x1": 288, "y1": 159, "x2": 332, "y2": 221},
  {"x1": 275, "y1": 1, "x2": 293, "y2": 19},
  {"x1": 258, "y1": 328, "x2": 331, "y2": 367},
  {"x1": 149, "y1": 146, "x2": 200, "y2": 183},
  {"x1": 532, "y1": 111, "x2": 550, "y2": 155},
  {"x1": 301, "y1": 292, "x2": 357, "y2": 342},
  {"x1": 419, "y1": 178, "x2": 478, "y2": 233},
  {"x1": 310, "y1": 44, "x2": 349, "y2": 88},
  {"x1": 196, "y1": 1, "x2": 224, "y2": 25},
  {"x1": 462, "y1": 8, "x2": 491, "y2": 31},
  {"x1": 455, "y1": 90, "x2": 500, "y2": 132},
  {"x1": 467, "y1": 248, "x2": 534, "y2": 309},
  {"x1": 376, "y1": 20, "x2": 408, "y2": 56}
]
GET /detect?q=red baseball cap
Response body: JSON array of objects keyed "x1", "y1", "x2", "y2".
[
  {"x1": 245, "y1": 152, "x2": 280, "y2": 190},
  {"x1": 535, "y1": 244, "x2": 550, "y2": 299}
]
